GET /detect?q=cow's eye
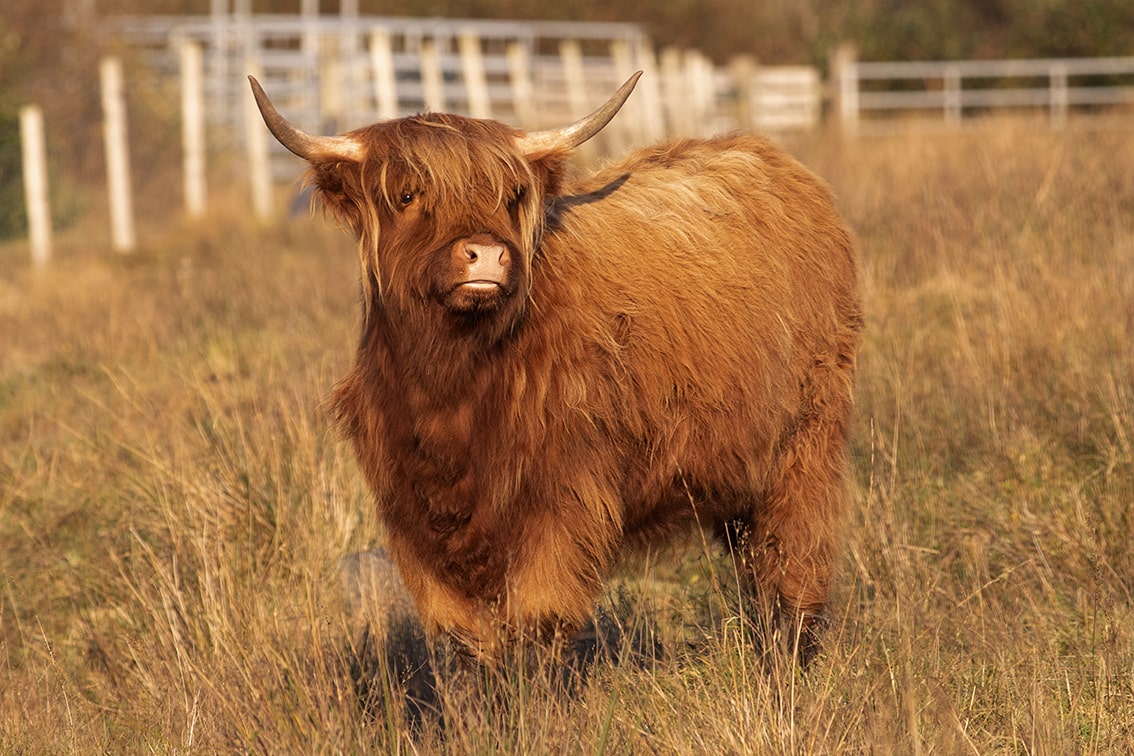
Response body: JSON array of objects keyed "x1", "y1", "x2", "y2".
[
  {"x1": 399, "y1": 191, "x2": 415, "y2": 207},
  {"x1": 509, "y1": 185, "x2": 526, "y2": 207}
]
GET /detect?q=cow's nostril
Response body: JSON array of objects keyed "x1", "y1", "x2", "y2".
[{"x1": 458, "y1": 238, "x2": 508, "y2": 273}]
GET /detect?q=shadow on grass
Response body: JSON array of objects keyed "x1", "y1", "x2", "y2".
[
  {"x1": 342, "y1": 593, "x2": 665, "y2": 735},
  {"x1": 336, "y1": 547, "x2": 819, "y2": 737}
]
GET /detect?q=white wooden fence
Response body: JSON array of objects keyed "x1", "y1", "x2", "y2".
[
  {"x1": 21, "y1": 12, "x2": 1134, "y2": 262},
  {"x1": 103, "y1": 14, "x2": 822, "y2": 170},
  {"x1": 20, "y1": 12, "x2": 831, "y2": 260},
  {"x1": 107, "y1": 13, "x2": 659, "y2": 171},
  {"x1": 837, "y1": 52, "x2": 1134, "y2": 132}
]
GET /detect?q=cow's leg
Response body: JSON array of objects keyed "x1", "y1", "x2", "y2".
[
  {"x1": 505, "y1": 506, "x2": 611, "y2": 643},
  {"x1": 743, "y1": 376, "x2": 853, "y2": 663}
]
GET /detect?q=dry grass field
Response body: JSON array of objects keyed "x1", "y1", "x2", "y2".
[{"x1": 2, "y1": 119, "x2": 1132, "y2": 752}]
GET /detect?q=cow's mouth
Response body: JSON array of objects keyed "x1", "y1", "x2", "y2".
[
  {"x1": 443, "y1": 278, "x2": 511, "y2": 314},
  {"x1": 458, "y1": 280, "x2": 503, "y2": 291}
]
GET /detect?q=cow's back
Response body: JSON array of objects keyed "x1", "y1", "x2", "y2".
[{"x1": 532, "y1": 134, "x2": 862, "y2": 526}]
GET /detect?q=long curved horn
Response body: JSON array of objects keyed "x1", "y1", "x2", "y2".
[
  {"x1": 515, "y1": 71, "x2": 642, "y2": 156},
  {"x1": 247, "y1": 75, "x2": 364, "y2": 162}
]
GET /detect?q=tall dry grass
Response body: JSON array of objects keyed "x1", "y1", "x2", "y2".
[{"x1": 1, "y1": 119, "x2": 1132, "y2": 752}]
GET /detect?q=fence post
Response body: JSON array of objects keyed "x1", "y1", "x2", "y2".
[
  {"x1": 209, "y1": 0, "x2": 230, "y2": 151},
  {"x1": 459, "y1": 31, "x2": 491, "y2": 119},
  {"x1": 245, "y1": 58, "x2": 273, "y2": 220},
  {"x1": 19, "y1": 105, "x2": 52, "y2": 267},
  {"x1": 370, "y1": 28, "x2": 399, "y2": 120},
  {"x1": 420, "y1": 38, "x2": 445, "y2": 112},
  {"x1": 506, "y1": 41, "x2": 536, "y2": 129},
  {"x1": 559, "y1": 39, "x2": 588, "y2": 116},
  {"x1": 1050, "y1": 63, "x2": 1069, "y2": 130},
  {"x1": 340, "y1": 0, "x2": 361, "y2": 128},
  {"x1": 559, "y1": 39, "x2": 593, "y2": 158},
  {"x1": 180, "y1": 40, "x2": 207, "y2": 218},
  {"x1": 301, "y1": 0, "x2": 319, "y2": 63},
  {"x1": 730, "y1": 55, "x2": 758, "y2": 131},
  {"x1": 658, "y1": 47, "x2": 688, "y2": 136},
  {"x1": 320, "y1": 33, "x2": 345, "y2": 130},
  {"x1": 684, "y1": 49, "x2": 715, "y2": 137},
  {"x1": 832, "y1": 43, "x2": 859, "y2": 135},
  {"x1": 633, "y1": 38, "x2": 664, "y2": 143},
  {"x1": 608, "y1": 39, "x2": 636, "y2": 152},
  {"x1": 944, "y1": 66, "x2": 962, "y2": 126},
  {"x1": 100, "y1": 56, "x2": 136, "y2": 253}
]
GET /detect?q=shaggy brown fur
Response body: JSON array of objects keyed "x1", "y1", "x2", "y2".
[{"x1": 286, "y1": 106, "x2": 862, "y2": 661}]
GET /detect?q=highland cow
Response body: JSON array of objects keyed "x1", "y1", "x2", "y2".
[{"x1": 250, "y1": 72, "x2": 862, "y2": 663}]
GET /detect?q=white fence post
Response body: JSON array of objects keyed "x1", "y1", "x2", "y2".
[
  {"x1": 19, "y1": 104, "x2": 52, "y2": 267},
  {"x1": 100, "y1": 56, "x2": 136, "y2": 253},
  {"x1": 506, "y1": 41, "x2": 536, "y2": 129},
  {"x1": 944, "y1": 66, "x2": 962, "y2": 125},
  {"x1": 180, "y1": 40, "x2": 207, "y2": 218},
  {"x1": 608, "y1": 39, "x2": 637, "y2": 150},
  {"x1": 684, "y1": 49, "x2": 715, "y2": 137},
  {"x1": 559, "y1": 39, "x2": 588, "y2": 117},
  {"x1": 559, "y1": 39, "x2": 593, "y2": 158},
  {"x1": 245, "y1": 58, "x2": 273, "y2": 220},
  {"x1": 459, "y1": 31, "x2": 491, "y2": 119},
  {"x1": 301, "y1": 0, "x2": 319, "y2": 62},
  {"x1": 420, "y1": 38, "x2": 445, "y2": 112},
  {"x1": 370, "y1": 28, "x2": 399, "y2": 120},
  {"x1": 634, "y1": 39, "x2": 664, "y2": 143},
  {"x1": 208, "y1": 0, "x2": 230, "y2": 153},
  {"x1": 340, "y1": 0, "x2": 361, "y2": 128},
  {"x1": 832, "y1": 43, "x2": 859, "y2": 134},
  {"x1": 1050, "y1": 63, "x2": 1069, "y2": 130},
  {"x1": 659, "y1": 47, "x2": 688, "y2": 136},
  {"x1": 320, "y1": 33, "x2": 345, "y2": 129},
  {"x1": 730, "y1": 55, "x2": 757, "y2": 131}
]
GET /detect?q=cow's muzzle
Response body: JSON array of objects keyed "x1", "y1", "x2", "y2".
[{"x1": 454, "y1": 234, "x2": 511, "y2": 290}]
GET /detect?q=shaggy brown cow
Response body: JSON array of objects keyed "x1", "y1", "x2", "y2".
[{"x1": 250, "y1": 73, "x2": 863, "y2": 662}]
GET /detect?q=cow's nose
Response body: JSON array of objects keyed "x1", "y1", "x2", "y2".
[
  {"x1": 457, "y1": 236, "x2": 509, "y2": 267},
  {"x1": 464, "y1": 243, "x2": 509, "y2": 264}
]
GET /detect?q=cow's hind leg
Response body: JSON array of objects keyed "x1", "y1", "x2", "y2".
[{"x1": 742, "y1": 375, "x2": 853, "y2": 664}]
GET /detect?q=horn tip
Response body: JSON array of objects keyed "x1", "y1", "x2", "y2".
[{"x1": 618, "y1": 71, "x2": 643, "y2": 97}]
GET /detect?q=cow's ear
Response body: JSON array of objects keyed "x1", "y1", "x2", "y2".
[
  {"x1": 307, "y1": 159, "x2": 366, "y2": 230},
  {"x1": 526, "y1": 148, "x2": 572, "y2": 197}
]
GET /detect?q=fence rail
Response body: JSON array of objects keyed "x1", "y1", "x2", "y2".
[
  {"x1": 3, "y1": 11, "x2": 823, "y2": 256},
  {"x1": 103, "y1": 13, "x2": 823, "y2": 178},
  {"x1": 838, "y1": 54, "x2": 1134, "y2": 131},
  {"x1": 21, "y1": 16, "x2": 1134, "y2": 262},
  {"x1": 106, "y1": 14, "x2": 660, "y2": 174}
]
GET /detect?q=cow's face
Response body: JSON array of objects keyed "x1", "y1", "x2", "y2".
[
  {"x1": 322, "y1": 115, "x2": 551, "y2": 323},
  {"x1": 247, "y1": 73, "x2": 639, "y2": 332}
]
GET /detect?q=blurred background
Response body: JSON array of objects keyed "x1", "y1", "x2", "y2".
[{"x1": 4, "y1": 0, "x2": 1134, "y2": 248}]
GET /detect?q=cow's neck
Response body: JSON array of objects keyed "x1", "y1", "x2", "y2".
[
  {"x1": 360, "y1": 302, "x2": 527, "y2": 541},
  {"x1": 359, "y1": 301, "x2": 519, "y2": 419}
]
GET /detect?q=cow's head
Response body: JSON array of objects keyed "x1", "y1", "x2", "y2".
[{"x1": 249, "y1": 73, "x2": 639, "y2": 336}]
